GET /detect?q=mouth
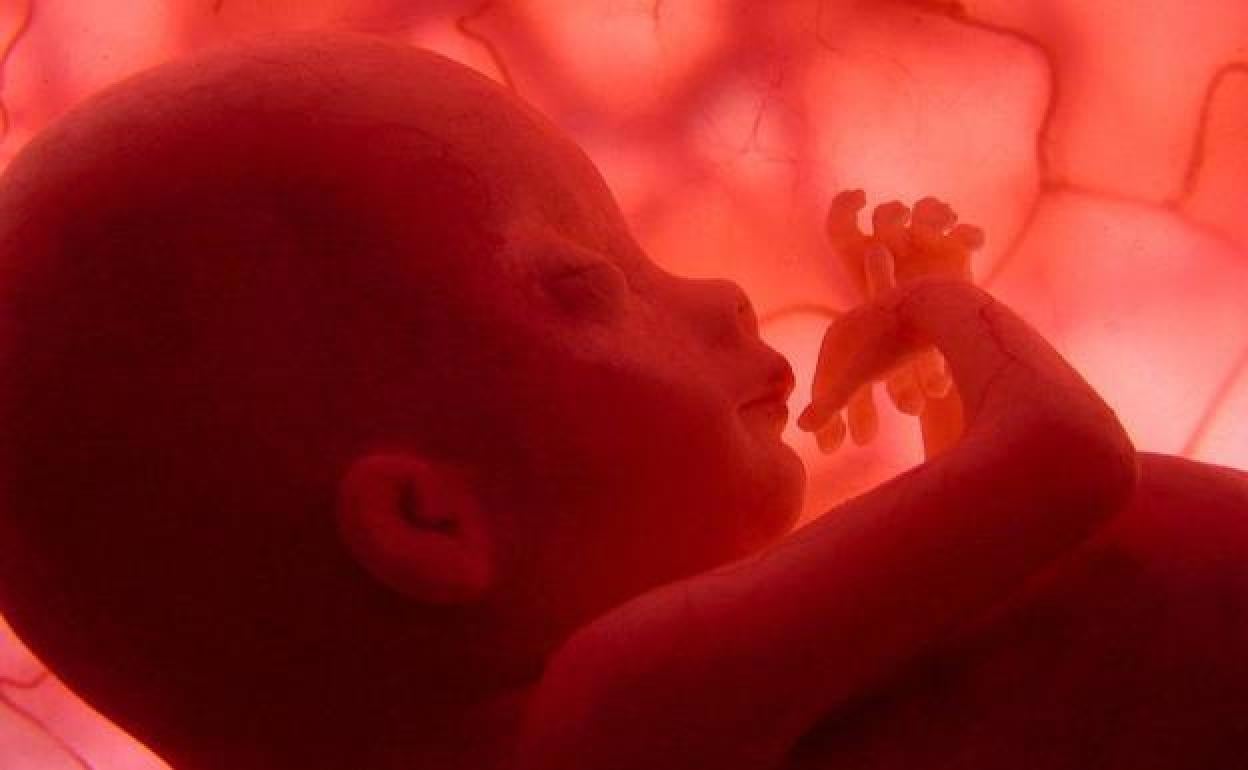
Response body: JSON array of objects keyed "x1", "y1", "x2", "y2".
[
  {"x1": 740, "y1": 379, "x2": 794, "y2": 433},
  {"x1": 739, "y1": 354, "x2": 797, "y2": 433},
  {"x1": 740, "y1": 394, "x2": 791, "y2": 433}
]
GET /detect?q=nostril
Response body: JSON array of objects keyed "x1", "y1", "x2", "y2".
[
  {"x1": 737, "y1": 293, "x2": 760, "y2": 338},
  {"x1": 681, "y1": 277, "x2": 759, "y2": 343},
  {"x1": 708, "y1": 279, "x2": 758, "y2": 337}
]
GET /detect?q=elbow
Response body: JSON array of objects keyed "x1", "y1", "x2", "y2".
[
  {"x1": 519, "y1": 616, "x2": 661, "y2": 770},
  {"x1": 517, "y1": 629, "x2": 610, "y2": 770},
  {"x1": 1035, "y1": 403, "x2": 1139, "y2": 533}
]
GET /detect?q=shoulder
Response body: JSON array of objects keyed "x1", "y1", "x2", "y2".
[
  {"x1": 786, "y1": 451, "x2": 1248, "y2": 770},
  {"x1": 1113, "y1": 452, "x2": 1248, "y2": 574}
]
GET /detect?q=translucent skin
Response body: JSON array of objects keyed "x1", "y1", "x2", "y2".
[
  {"x1": 0, "y1": 30, "x2": 1244, "y2": 770},
  {"x1": 789, "y1": 453, "x2": 1248, "y2": 770},
  {"x1": 789, "y1": 198, "x2": 1248, "y2": 769},
  {"x1": 519, "y1": 203, "x2": 1248, "y2": 769},
  {"x1": 0, "y1": 32, "x2": 803, "y2": 769},
  {"x1": 818, "y1": 191, "x2": 986, "y2": 456},
  {"x1": 521, "y1": 273, "x2": 1138, "y2": 770}
]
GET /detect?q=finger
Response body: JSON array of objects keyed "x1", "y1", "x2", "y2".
[
  {"x1": 847, "y1": 384, "x2": 879, "y2": 445},
  {"x1": 949, "y1": 223, "x2": 985, "y2": 251},
  {"x1": 912, "y1": 197, "x2": 956, "y2": 233},
  {"x1": 915, "y1": 348, "x2": 952, "y2": 398},
  {"x1": 870, "y1": 201, "x2": 911, "y2": 278},
  {"x1": 800, "y1": 314, "x2": 868, "y2": 430},
  {"x1": 886, "y1": 364, "x2": 926, "y2": 416},
  {"x1": 871, "y1": 200, "x2": 910, "y2": 232},
  {"x1": 799, "y1": 303, "x2": 908, "y2": 432},
  {"x1": 815, "y1": 412, "x2": 847, "y2": 454},
  {"x1": 862, "y1": 242, "x2": 896, "y2": 298},
  {"x1": 825, "y1": 189, "x2": 866, "y2": 249},
  {"x1": 919, "y1": 388, "x2": 965, "y2": 460},
  {"x1": 945, "y1": 223, "x2": 984, "y2": 280},
  {"x1": 871, "y1": 200, "x2": 910, "y2": 246}
]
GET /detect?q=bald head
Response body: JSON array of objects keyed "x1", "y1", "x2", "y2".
[
  {"x1": 0, "y1": 30, "x2": 804, "y2": 768},
  {"x1": 0, "y1": 32, "x2": 618, "y2": 761},
  {"x1": 0, "y1": 30, "x2": 623, "y2": 258}
]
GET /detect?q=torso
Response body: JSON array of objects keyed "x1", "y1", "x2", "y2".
[{"x1": 787, "y1": 452, "x2": 1248, "y2": 769}]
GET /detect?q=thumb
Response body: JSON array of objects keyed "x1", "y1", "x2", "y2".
[{"x1": 798, "y1": 294, "x2": 919, "y2": 433}]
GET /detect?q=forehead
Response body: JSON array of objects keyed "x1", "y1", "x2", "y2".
[
  {"x1": 349, "y1": 112, "x2": 635, "y2": 297},
  {"x1": 6, "y1": 32, "x2": 639, "y2": 302},
  {"x1": 290, "y1": 35, "x2": 636, "y2": 267}
]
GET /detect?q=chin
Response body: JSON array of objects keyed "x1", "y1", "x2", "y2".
[{"x1": 736, "y1": 442, "x2": 807, "y2": 552}]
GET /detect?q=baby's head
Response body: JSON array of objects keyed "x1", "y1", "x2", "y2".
[{"x1": 0, "y1": 32, "x2": 802, "y2": 766}]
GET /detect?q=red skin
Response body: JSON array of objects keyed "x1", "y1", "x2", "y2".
[
  {"x1": 790, "y1": 452, "x2": 1248, "y2": 770},
  {"x1": 0, "y1": 32, "x2": 1242, "y2": 770},
  {"x1": 0, "y1": 32, "x2": 804, "y2": 769},
  {"x1": 521, "y1": 277, "x2": 1137, "y2": 770}
]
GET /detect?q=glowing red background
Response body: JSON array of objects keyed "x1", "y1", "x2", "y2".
[{"x1": 2, "y1": 1, "x2": 1246, "y2": 766}]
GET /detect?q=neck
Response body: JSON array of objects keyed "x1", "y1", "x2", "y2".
[
  {"x1": 365, "y1": 686, "x2": 533, "y2": 770},
  {"x1": 165, "y1": 685, "x2": 534, "y2": 770}
]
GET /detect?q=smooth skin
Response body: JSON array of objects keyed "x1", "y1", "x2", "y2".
[{"x1": 4, "y1": 32, "x2": 1243, "y2": 770}]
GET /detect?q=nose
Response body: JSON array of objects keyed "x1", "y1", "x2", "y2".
[{"x1": 690, "y1": 278, "x2": 759, "y2": 343}]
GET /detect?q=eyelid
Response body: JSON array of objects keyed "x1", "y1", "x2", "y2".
[
  {"x1": 541, "y1": 254, "x2": 630, "y2": 319},
  {"x1": 549, "y1": 259, "x2": 626, "y2": 281}
]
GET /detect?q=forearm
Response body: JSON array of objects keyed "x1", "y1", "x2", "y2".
[
  {"x1": 749, "y1": 395, "x2": 1135, "y2": 735},
  {"x1": 688, "y1": 280, "x2": 1138, "y2": 718},
  {"x1": 734, "y1": 281, "x2": 1135, "y2": 746}
]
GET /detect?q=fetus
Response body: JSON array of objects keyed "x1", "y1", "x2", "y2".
[{"x1": 0, "y1": 31, "x2": 1239, "y2": 770}]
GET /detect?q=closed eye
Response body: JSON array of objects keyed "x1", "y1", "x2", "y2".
[
  {"x1": 550, "y1": 259, "x2": 627, "y2": 284},
  {"x1": 544, "y1": 259, "x2": 630, "y2": 317}
]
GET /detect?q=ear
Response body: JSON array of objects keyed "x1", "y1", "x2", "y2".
[{"x1": 336, "y1": 453, "x2": 493, "y2": 604}]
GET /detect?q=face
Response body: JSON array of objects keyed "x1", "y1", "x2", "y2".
[
  {"x1": 405, "y1": 157, "x2": 806, "y2": 632},
  {"x1": 494, "y1": 215, "x2": 805, "y2": 547},
  {"x1": 331, "y1": 41, "x2": 806, "y2": 638}
]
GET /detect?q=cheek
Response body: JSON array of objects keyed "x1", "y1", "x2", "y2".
[{"x1": 562, "y1": 360, "x2": 731, "y2": 474}]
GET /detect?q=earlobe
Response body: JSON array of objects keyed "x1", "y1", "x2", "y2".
[{"x1": 336, "y1": 453, "x2": 493, "y2": 604}]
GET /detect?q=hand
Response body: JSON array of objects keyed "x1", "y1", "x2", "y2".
[
  {"x1": 808, "y1": 192, "x2": 985, "y2": 453},
  {"x1": 797, "y1": 280, "x2": 924, "y2": 452}
]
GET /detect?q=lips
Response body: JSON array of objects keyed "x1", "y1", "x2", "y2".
[
  {"x1": 742, "y1": 384, "x2": 791, "y2": 410},
  {"x1": 741, "y1": 360, "x2": 796, "y2": 433},
  {"x1": 741, "y1": 394, "x2": 791, "y2": 432}
]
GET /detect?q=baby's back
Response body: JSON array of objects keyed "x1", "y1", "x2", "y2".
[{"x1": 790, "y1": 452, "x2": 1248, "y2": 769}]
